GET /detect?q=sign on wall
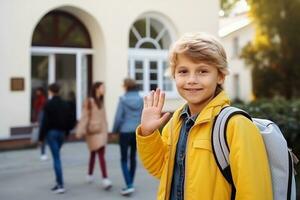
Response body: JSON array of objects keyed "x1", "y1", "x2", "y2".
[{"x1": 11, "y1": 77, "x2": 25, "y2": 91}]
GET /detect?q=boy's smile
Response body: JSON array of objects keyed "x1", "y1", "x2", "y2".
[{"x1": 174, "y1": 54, "x2": 224, "y2": 115}]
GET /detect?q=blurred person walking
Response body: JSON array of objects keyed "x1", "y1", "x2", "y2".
[
  {"x1": 32, "y1": 87, "x2": 46, "y2": 122},
  {"x1": 76, "y1": 81, "x2": 112, "y2": 190},
  {"x1": 112, "y1": 78, "x2": 143, "y2": 196},
  {"x1": 39, "y1": 83, "x2": 71, "y2": 194},
  {"x1": 32, "y1": 87, "x2": 48, "y2": 160}
]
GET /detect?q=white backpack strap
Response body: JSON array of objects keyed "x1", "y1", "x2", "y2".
[
  {"x1": 212, "y1": 106, "x2": 252, "y2": 199},
  {"x1": 212, "y1": 107, "x2": 236, "y2": 171}
]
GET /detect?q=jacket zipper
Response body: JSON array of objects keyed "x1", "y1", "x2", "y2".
[
  {"x1": 183, "y1": 124, "x2": 195, "y2": 200},
  {"x1": 165, "y1": 119, "x2": 181, "y2": 200},
  {"x1": 165, "y1": 118, "x2": 174, "y2": 200}
]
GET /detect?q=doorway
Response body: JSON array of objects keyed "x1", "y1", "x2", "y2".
[
  {"x1": 31, "y1": 48, "x2": 92, "y2": 122},
  {"x1": 31, "y1": 10, "x2": 93, "y2": 122}
]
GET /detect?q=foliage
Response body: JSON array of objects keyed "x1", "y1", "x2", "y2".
[
  {"x1": 220, "y1": 0, "x2": 240, "y2": 16},
  {"x1": 241, "y1": 0, "x2": 300, "y2": 99}
]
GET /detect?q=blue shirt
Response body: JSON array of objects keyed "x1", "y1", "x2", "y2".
[
  {"x1": 170, "y1": 105, "x2": 198, "y2": 200},
  {"x1": 112, "y1": 90, "x2": 143, "y2": 133}
]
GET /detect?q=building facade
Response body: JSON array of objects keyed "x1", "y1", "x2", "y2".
[
  {"x1": 0, "y1": 0, "x2": 220, "y2": 139},
  {"x1": 220, "y1": 13, "x2": 254, "y2": 102}
]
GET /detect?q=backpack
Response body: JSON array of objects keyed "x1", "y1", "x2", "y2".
[{"x1": 212, "y1": 106, "x2": 298, "y2": 200}]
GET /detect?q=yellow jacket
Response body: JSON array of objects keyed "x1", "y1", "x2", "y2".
[{"x1": 136, "y1": 91, "x2": 273, "y2": 200}]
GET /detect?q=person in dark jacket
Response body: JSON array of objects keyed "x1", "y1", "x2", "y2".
[
  {"x1": 39, "y1": 83, "x2": 70, "y2": 194},
  {"x1": 112, "y1": 78, "x2": 143, "y2": 196}
]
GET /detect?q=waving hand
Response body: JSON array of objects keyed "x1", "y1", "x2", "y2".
[{"x1": 140, "y1": 88, "x2": 170, "y2": 136}]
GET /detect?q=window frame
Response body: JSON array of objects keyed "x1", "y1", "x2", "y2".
[
  {"x1": 128, "y1": 49, "x2": 177, "y2": 98},
  {"x1": 128, "y1": 16, "x2": 178, "y2": 98}
]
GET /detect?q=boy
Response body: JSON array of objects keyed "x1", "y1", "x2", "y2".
[{"x1": 136, "y1": 32, "x2": 273, "y2": 199}]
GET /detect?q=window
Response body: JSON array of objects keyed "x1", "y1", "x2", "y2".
[
  {"x1": 128, "y1": 16, "x2": 174, "y2": 95},
  {"x1": 232, "y1": 37, "x2": 240, "y2": 58},
  {"x1": 233, "y1": 74, "x2": 240, "y2": 100},
  {"x1": 32, "y1": 11, "x2": 91, "y2": 48}
]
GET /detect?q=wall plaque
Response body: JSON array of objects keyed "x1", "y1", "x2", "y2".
[{"x1": 11, "y1": 77, "x2": 24, "y2": 91}]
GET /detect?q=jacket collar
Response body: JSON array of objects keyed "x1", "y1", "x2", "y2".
[
  {"x1": 172, "y1": 91, "x2": 230, "y2": 125},
  {"x1": 179, "y1": 105, "x2": 198, "y2": 123}
]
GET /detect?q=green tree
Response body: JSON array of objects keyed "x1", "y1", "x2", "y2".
[
  {"x1": 241, "y1": 0, "x2": 300, "y2": 99},
  {"x1": 220, "y1": 0, "x2": 240, "y2": 16}
]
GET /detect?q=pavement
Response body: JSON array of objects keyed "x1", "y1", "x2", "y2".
[{"x1": 0, "y1": 142, "x2": 159, "y2": 200}]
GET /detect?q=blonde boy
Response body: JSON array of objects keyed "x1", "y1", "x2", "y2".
[{"x1": 136, "y1": 32, "x2": 272, "y2": 200}]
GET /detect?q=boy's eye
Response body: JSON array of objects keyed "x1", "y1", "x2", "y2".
[
  {"x1": 199, "y1": 70, "x2": 208, "y2": 73},
  {"x1": 178, "y1": 69, "x2": 188, "y2": 74},
  {"x1": 196, "y1": 69, "x2": 209, "y2": 74}
]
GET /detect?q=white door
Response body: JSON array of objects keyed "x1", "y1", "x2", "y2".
[{"x1": 31, "y1": 47, "x2": 92, "y2": 119}]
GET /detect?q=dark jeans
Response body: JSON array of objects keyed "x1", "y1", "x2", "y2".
[
  {"x1": 119, "y1": 132, "x2": 136, "y2": 188},
  {"x1": 40, "y1": 142, "x2": 46, "y2": 155},
  {"x1": 46, "y1": 129, "x2": 65, "y2": 187},
  {"x1": 88, "y1": 146, "x2": 108, "y2": 178},
  {"x1": 38, "y1": 111, "x2": 46, "y2": 155}
]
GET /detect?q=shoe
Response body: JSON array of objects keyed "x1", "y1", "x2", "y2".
[
  {"x1": 40, "y1": 154, "x2": 48, "y2": 161},
  {"x1": 51, "y1": 185, "x2": 65, "y2": 194},
  {"x1": 120, "y1": 187, "x2": 135, "y2": 196},
  {"x1": 86, "y1": 175, "x2": 94, "y2": 183},
  {"x1": 102, "y1": 178, "x2": 112, "y2": 190}
]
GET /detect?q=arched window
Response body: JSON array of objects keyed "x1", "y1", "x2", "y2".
[
  {"x1": 128, "y1": 16, "x2": 174, "y2": 95},
  {"x1": 32, "y1": 11, "x2": 91, "y2": 48}
]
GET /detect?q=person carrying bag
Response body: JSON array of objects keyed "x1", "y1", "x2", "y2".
[{"x1": 75, "y1": 81, "x2": 112, "y2": 190}]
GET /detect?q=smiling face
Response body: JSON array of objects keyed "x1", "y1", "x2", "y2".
[{"x1": 174, "y1": 53, "x2": 224, "y2": 115}]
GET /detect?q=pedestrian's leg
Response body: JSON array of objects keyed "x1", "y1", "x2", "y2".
[
  {"x1": 57, "y1": 134, "x2": 64, "y2": 149},
  {"x1": 129, "y1": 133, "x2": 137, "y2": 185},
  {"x1": 119, "y1": 133, "x2": 131, "y2": 187},
  {"x1": 47, "y1": 130, "x2": 64, "y2": 187},
  {"x1": 98, "y1": 146, "x2": 112, "y2": 189},
  {"x1": 40, "y1": 141, "x2": 48, "y2": 161},
  {"x1": 88, "y1": 151, "x2": 96, "y2": 175},
  {"x1": 98, "y1": 146, "x2": 108, "y2": 178},
  {"x1": 38, "y1": 112, "x2": 46, "y2": 157},
  {"x1": 56, "y1": 132, "x2": 64, "y2": 186},
  {"x1": 41, "y1": 142, "x2": 46, "y2": 155}
]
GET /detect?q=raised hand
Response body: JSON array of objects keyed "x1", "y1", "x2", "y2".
[{"x1": 140, "y1": 88, "x2": 170, "y2": 136}]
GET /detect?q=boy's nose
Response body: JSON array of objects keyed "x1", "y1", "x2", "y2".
[{"x1": 187, "y1": 74, "x2": 198, "y2": 84}]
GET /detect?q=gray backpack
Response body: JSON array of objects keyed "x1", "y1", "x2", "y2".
[{"x1": 212, "y1": 106, "x2": 297, "y2": 200}]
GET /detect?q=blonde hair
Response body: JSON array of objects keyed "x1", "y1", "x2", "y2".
[{"x1": 169, "y1": 32, "x2": 229, "y2": 78}]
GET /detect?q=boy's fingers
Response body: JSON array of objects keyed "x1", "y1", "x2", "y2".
[
  {"x1": 153, "y1": 88, "x2": 160, "y2": 107},
  {"x1": 157, "y1": 91, "x2": 165, "y2": 111},
  {"x1": 159, "y1": 112, "x2": 171, "y2": 125},
  {"x1": 147, "y1": 90, "x2": 154, "y2": 107},
  {"x1": 143, "y1": 96, "x2": 148, "y2": 108}
]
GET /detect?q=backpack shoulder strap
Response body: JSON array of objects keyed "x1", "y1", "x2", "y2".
[{"x1": 211, "y1": 106, "x2": 252, "y2": 199}]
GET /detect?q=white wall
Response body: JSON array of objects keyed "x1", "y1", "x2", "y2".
[{"x1": 0, "y1": 0, "x2": 219, "y2": 138}]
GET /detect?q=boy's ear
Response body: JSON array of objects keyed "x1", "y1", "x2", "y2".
[{"x1": 217, "y1": 73, "x2": 225, "y2": 85}]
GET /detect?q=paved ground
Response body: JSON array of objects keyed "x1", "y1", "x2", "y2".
[{"x1": 0, "y1": 142, "x2": 159, "y2": 200}]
